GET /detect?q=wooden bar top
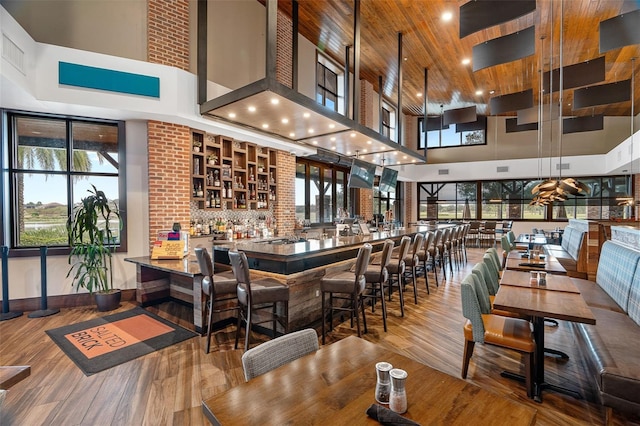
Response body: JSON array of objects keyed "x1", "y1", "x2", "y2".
[
  {"x1": 201, "y1": 336, "x2": 537, "y2": 426},
  {"x1": 124, "y1": 256, "x2": 201, "y2": 277},
  {"x1": 500, "y1": 270, "x2": 580, "y2": 293}
]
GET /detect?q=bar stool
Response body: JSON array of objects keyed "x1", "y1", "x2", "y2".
[
  {"x1": 362, "y1": 239, "x2": 395, "y2": 332},
  {"x1": 320, "y1": 243, "x2": 372, "y2": 344},
  {"x1": 228, "y1": 250, "x2": 290, "y2": 352},
  {"x1": 403, "y1": 232, "x2": 425, "y2": 302},
  {"x1": 427, "y1": 229, "x2": 443, "y2": 286},
  {"x1": 385, "y1": 236, "x2": 411, "y2": 317},
  {"x1": 195, "y1": 247, "x2": 238, "y2": 354}
]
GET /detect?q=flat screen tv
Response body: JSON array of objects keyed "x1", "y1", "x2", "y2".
[
  {"x1": 347, "y1": 159, "x2": 376, "y2": 189},
  {"x1": 379, "y1": 167, "x2": 398, "y2": 193}
]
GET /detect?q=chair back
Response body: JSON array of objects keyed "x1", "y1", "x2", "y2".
[
  {"x1": 460, "y1": 275, "x2": 485, "y2": 343},
  {"x1": 241, "y1": 328, "x2": 319, "y2": 381},
  {"x1": 500, "y1": 234, "x2": 512, "y2": 253},
  {"x1": 229, "y1": 251, "x2": 252, "y2": 305},
  {"x1": 379, "y1": 239, "x2": 395, "y2": 270},
  {"x1": 353, "y1": 243, "x2": 373, "y2": 279},
  {"x1": 195, "y1": 247, "x2": 214, "y2": 297},
  {"x1": 484, "y1": 221, "x2": 496, "y2": 231},
  {"x1": 469, "y1": 221, "x2": 481, "y2": 231},
  {"x1": 507, "y1": 230, "x2": 517, "y2": 245},
  {"x1": 472, "y1": 262, "x2": 498, "y2": 297},
  {"x1": 432, "y1": 229, "x2": 443, "y2": 248},
  {"x1": 396, "y1": 236, "x2": 411, "y2": 263},
  {"x1": 439, "y1": 228, "x2": 451, "y2": 250},
  {"x1": 410, "y1": 232, "x2": 424, "y2": 257},
  {"x1": 486, "y1": 247, "x2": 502, "y2": 272},
  {"x1": 483, "y1": 253, "x2": 501, "y2": 284},
  {"x1": 423, "y1": 231, "x2": 435, "y2": 251}
]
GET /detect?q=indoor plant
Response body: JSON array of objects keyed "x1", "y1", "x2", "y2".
[{"x1": 67, "y1": 184, "x2": 123, "y2": 311}]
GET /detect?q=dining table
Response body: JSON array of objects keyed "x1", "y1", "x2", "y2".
[
  {"x1": 492, "y1": 278, "x2": 595, "y2": 402},
  {"x1": 514, "y1": 233, "x2": 548, "y2": 246},
  {"x1": 201, "y1": 336, "x2": 537, "y2": 425},
  {"x1": 504, "y1": 250, "x2": 567, "y2": 275}
]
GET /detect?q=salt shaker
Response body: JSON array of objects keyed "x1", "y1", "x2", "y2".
[
  {"x1": 539, "y1": 271, "x2": 547, "y2": 286},
  {"x1": 389, "y1": 368, "x2": 408, "y2": 414},
  {"x1": 375, "y1": 362, "x2": 393, "y2": 404}
]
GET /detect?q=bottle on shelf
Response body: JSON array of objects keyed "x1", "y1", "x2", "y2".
[
  {"x1": 196, "y1": 183, "x2": 204, "y2": 198},
  {"x1": 270, "y1": 171, "x2": 275, "y2": 185},
  {"x1": 205, "y1": 191, "x2": 211, "y2": 208},
  {"x1": 213, "y1": 170, "x2": 220, "y2": 187},
  {"x1": 249, "y1": 167, "x2": 255, "y2": 182},
  {"x1": 214, "y1": 191, "x2": 221, "y2": 208}
]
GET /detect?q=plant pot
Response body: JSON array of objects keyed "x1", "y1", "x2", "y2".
[
  {"x1": 95, "y1": 289, "x2": 122, "y2": 312},
  {"x1": 208, "y1": 159, "x2": 217, "y2": 166},
  {"x1": 193, "y1": 146, "x2": 201, "y2": 152}
]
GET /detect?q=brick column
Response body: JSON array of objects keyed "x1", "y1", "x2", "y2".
[
  {"x1": 360, "y1": 79, "x2": 374, "y2": 129},
  {"x1": 276, "y1": 9, "x2": 293, "y2": 88},
  {"x1": 147, "y1": 121, "x2": 191, "y2": 250},
  {"x1": 146, "y1": 0, "x2": 190, "y2": 251},
  {"x1": 274, "y1": 150, "x2": 296, "y2": 236},
  {"x1": 358, "y1": 189, "x2": 374, "y2": 221},
  {"x1": 404, "y1": 182, "x2": 413, "y2": 225}
]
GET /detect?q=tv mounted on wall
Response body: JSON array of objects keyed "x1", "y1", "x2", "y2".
[
  {"x1": 378, "y1": 167, "x2": 398, "y2": 193},
  {"x1": 347, "y1": 159, "x2": 376, "y2": 189}
]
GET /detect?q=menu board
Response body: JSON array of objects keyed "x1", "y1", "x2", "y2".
[{"x1": 151, "y1": 240, "x2": 186, "y2": 259}]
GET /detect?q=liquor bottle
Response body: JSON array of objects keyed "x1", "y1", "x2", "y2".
[
  {"x1": 250, "y1": 185, "x2": 256, "y2": 200},
  {"x1": 205, "y1": 191, "x2": 211, "y2": 208},
  {"x1": 214, "y1": 191, "x2": 221, "y2": 208},
  {"x1": 213, "y1": 170, "x2": 220, "y2": 187},
  {"x1": 196, "y1": 183, "x2": 204, "y2": 198},
  {"x1": 249, "y1": 167, "x2": 255, "y2": 182}
]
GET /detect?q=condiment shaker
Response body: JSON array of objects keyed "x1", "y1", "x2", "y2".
[
  {"x1": 375, "y1": 362, "x2": 393, "y2": 404},
  {"x1": 389, "y1": 368, "x2": 408, "y2": 414}
]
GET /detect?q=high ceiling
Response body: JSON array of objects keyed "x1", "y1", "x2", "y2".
[{"x1": 276, "y1": 0, "x2": 640, "y2": 119}]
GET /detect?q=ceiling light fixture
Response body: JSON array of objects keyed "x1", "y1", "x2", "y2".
[
  {"x1": 303, "y1": 112, "x2": 310, "y2": 118},
  {"x1": 271, "y1": 98, "x2": 279, "y2": 104},
  {"x1": 475, "y1": 90, "x2": 483, "y2": 95},
  {"x1": 282, "y1": 118, "x2": 289, "y2": 124},
  {"x1": 442, "y1": 11, "x2": 453, "y2": 21},
  {"x1": 461, "y1": 58, "x2": 471, "y2": 65},
  {"x1": 248, "y1": 106, "x2": 256, "y2": 112}
]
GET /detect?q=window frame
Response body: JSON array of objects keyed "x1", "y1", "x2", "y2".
[
  {"x1": 417, "y1": 117, "x2": 486, "y2": 149},
  {"x1": 1, "y1": 110, "x2": 127, "y2": 257},
  {"x1": 295, "y1": 158, "x2": 349, "y2": 225}
]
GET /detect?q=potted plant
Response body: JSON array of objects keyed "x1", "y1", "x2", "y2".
[
  {"x1": 67, "y1": 185, "x2": 123, "y2": 312},
  {"x1": 193, "y1": 140, "x2": 202, "y2": 152},
  {"x1": 207, "y1": 153, "x2": 218, "y2": 165}
]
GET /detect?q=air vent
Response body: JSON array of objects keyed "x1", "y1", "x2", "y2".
[
  {"x1": 2, "y1": 34, "x2": 25, "y2": 74},
  {"x1": 438, "y1": 169, "x2": 449, "y2": 175},
  {"x1": 556, "y1": 163, "x2": 570, "y2": 170},
  {"x1": 496, "y1": 166, "x2": 509, "y2": 173}
]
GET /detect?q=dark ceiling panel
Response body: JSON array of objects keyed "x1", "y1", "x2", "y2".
[
  {"x1": 472, "y1": 26, "x2": 535, "y2": 72},
  {"x1": 459, "y1": 0, "x2": 536, "y2": 38},
  {"x1": 543, "y1": 56, "x2": 606, "y2": 93},
  {"x1": 573, "y1": 80, "x2": 631, "y2": 109},
  {"x1": 600, "y1": 8, "x2": 640, "y2": 53},
  {"x1": 506, "y1": 118, "x2": 538, "y2": 133},
  {"x1": 563, "y1": 115, "x2": 604, "y2": 134},
  {"x1": 443, "y1": 106, "x2": 477, "y2": 126},
  {"x1": 421, "y1": 116, "x2": 449, "y2": 131},
  {"x1": 490, "y1": 89, "x2": 533, "y2": 115},
  {"x1": 456, "y1": 115, "x2": 487, "y2": 132}
]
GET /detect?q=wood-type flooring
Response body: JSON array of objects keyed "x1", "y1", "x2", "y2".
[{"x1": 1, "y1": 247, "x2": 638, "y2": 425}]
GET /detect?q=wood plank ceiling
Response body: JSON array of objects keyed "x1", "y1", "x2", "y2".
[{"x1": 276, "y1": 0, "x2": 640, "y2": 119}]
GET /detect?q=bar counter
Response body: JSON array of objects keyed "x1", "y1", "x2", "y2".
[{"x1": 126, "y1": 225, "x2": 445, "y2": 333}]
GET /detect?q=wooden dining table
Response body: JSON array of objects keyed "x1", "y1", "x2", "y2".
[
  {"x1": 500, "y1": 269, "x2": 579, "y2": 293},
  {"x1": 493, "y1": 280, "x2": 595, "y2": 402},
  {"x1": 201, "y1": 336, "x2": 537, "y2": 425},
  {"x1": 505, "y1": 251, "x2": 567, "y2": 275}
]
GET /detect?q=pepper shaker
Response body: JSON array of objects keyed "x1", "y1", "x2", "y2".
[
  {"x1": 375, "y1": 362, "x2": 393, "y2": 404},
  {"x1": 389, "y1": 368, "x2": 408, "y2": 414}
]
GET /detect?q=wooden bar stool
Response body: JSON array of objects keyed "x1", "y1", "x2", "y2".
[
  {"x1": 320, "y1": 243, "x2": 372, "y2": 344},
  {"x1": 195, "y1": 247, "x2": 238, "y2": 354},
  {"x1": 228, "y1": 251, "x2": 290, "y2": 352}
]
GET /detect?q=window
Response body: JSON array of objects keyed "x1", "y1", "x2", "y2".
[
  {"x1": 374, "y1": 178, "x2": 402, "y2": 224},
  {"x1": 418, "y1": 117, "x2": 486, "y2": 149},
  {"x1": 417, "y1": 176, "x2": 632, "y2": 221},
  {"x1": 1, "y1": 111, "x2": 126, "y2": 255},
  {"x1": 381, "y1": 103, "x2": 397, "y2": 142},
  {"x1": 295, "y1": 159, "x2": 349, "y2": 225},
  {"x1": 316, "y1": 62, "x2": 338, "y2": 112}
]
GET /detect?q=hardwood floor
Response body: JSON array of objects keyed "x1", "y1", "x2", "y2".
[{"x1": 1, "y1": 247, "x2": 638, "y2": 425}]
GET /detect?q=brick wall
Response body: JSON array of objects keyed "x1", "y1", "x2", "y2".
[
  {"x1": 276, "y1": 8, "x2": 293, "y2": 88},
  {"x1": 404, "y1": 182, "x2": 413, "y2": 225},
  {"x1": 358, "y1": 189, "x2": 374, "y2": 221},
  {"x1": 147, "y1": 0, "x2": 189, "y2": 71},
  {"x1": 274, "y1": 150, "x2": 296, "y2": 235},
  {"x1": 360, "y1": 79, "x2": 374, "y2": 128},
  {"x1": 147, "y1": 121, "x2": 191, "y2": 249}
]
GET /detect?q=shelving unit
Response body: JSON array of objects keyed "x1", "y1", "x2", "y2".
[{"x1": 190, "y1": 131, "x2": 277, "y2": 211}]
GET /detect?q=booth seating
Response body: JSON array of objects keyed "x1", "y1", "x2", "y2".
[
  {"x1": 543, "y1": 226, "x2": 588, "y2": 278},
  {"x1": 570, "y1": 241, "x2": 640, "y2": 416}
]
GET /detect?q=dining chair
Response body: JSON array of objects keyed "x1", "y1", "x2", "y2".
[
  {"x1": 500, "y1": 235, "x2": 513, "y2": 268},
  {"x1": 417, "y1": 231, "x2": 435, "y2": 286},
  {"x1": 480, "y1": 221, "x2": 497, "y2": 247},
  {"x1": 483, "y1": 253, "x2": 501, "y2": 284},
  {"x1": 362, "y1": 239, "x2": 395, "y2": 332},
  {"x1": 229, "y1": 250, "x2": 290, "y2": 352},
  {"x1": 195, "y1": 247, "x2": 239, "y2": 354},
  {"x1": 403, "y1": 232, "x2": 426, "y2": 302},
  {"x1": 241, "y1": 328, "x2": 319, "y2": 381},
  {"x1": 485, "y1": 247, "x2": 503, "y2": 274},
  {"x1": 437, "y1": 227, "x2": 452, "y2": 279},
  {"x1": 427, "y1": 230, "x2": 444, "y2": 286},
  {"x1": 320, "y1": 243, "x2": 372, "y2": 344},
  {"x1": 460, "y1": 274, "x2": 535, "y2": 398},
  {"x1": 385, "y1": 236, "x2": 411, "y2": 317}
]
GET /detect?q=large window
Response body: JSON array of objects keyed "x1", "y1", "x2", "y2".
[
  {"x1": 295, "y1": 159, "x2": 348, "y2": 225},
  {"x1": 417, "y1": 117, "x2": 485, "y2": 149},
  {"x1": 417, "y1": 176, "x2": 631, "y2": 221},
  {"x1": 1, "y1": 111, "x2": 126, "y2": 254},
  {"x1": 316, "y1": 62, "x2": 338, "y2": 112},
  {"x1": 381, "y1": 102, "x2": 397, "y2": 142},
  {"x1": 373, "y1": 179, "x2": 402, "y2": 224}
]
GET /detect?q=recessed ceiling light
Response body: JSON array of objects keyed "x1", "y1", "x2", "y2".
[
  {"x1": 312, "y1": 140, "x2": 318, "y2": 145},
  {"x1": 328, "y1": 123, "x2": 335, "y2": 129},
  {"x1": 412, "y1": 159, "x2": 416, "y2": 163},
  {"x1": 262, "y1": 124, "x2": 269, "y2": 129},
  {"x1": 308, "y1": 128, "x2": 314, "y2": 134},
  {"x1": 331, "y1": 146, "x2": 336, "y2": 150},
  {"x1": 416, "y1": 93, "x2": 422, "y2": 97},
  {"x1": 289, "y1": 132, "x2": 295, "y2": 137},
  {"x1": 403, "y1": 57, "x2": 408, "y2": 61},
  {"x1": 228, "y1": 113, "x2": 236, "y2": 118},
  {"x1": 303, "y1": 112, "x2": 310, "y2": 118},
  {"x1": 330, "y1": 137, "x2": 336, "y2": 141},
  {"x1": 346, "y1": 151, "x2": 351, "y2": 155},
  {"x1": 248, "y1": 106, "x2": 256, "y2": 112},
  {"x1": 393, "y1": 152, "x2": 398, "y2": 155},
  {"x1": 375, "y1": 153, "x2": 380, "y2": 157},
  {"x1": 363, "y1": 149, "x2": 368, "y2": 153},
  {"x1": 461, "y1": 58, "x2": 471, "y2": 65},
  {"x1": 475, "y1": 90, "x2": 483, "y2": 95},
  {"x1": 367, "y1": 140, "x2": 372, "y2": 144},
  {"x1": 350, "y1": 132, "x2": 356, "y2": 137},
  {"x1": 403, "y1": 155, "x2": 407, "y2": 159},
  {"x1": 489, "y1": 90, "x2": 495, "y2": 94},
  {"x1": 442, "y1": 11, "x2": 453, "y2": 21},
  {"x1": 282, "y1": 118, "x2": 289, "y2": 124},
  {"x1": 271, "y1": 98, "x2": 279, "y2": 105}
]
